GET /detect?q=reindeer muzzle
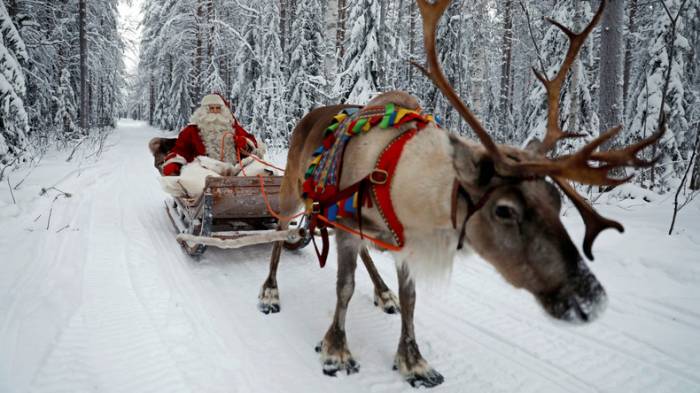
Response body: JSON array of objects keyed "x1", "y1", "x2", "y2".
[{"x1": 537, "y1": 263, "x2": 607, "y2": 324}]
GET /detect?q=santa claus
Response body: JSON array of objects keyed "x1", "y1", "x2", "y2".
[{"x1": 162, "y1": 94, "x2": 259, "y2": 176}]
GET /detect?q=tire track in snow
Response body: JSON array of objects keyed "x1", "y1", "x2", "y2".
[
  {"x1": 424, "y1": 259, "x2": 700, "y2": 392},
  {"x1": 0, "y1": 161, "x2": 104, "y2": 390},
  {"x1": 30, "y1": 127, "x2": 191, "y2": 393},
  {"x1": 114, "y1": 125, "x2": 251, "y2": 392}
]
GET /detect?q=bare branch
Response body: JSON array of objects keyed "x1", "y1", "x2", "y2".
[
  {"x1": 518, "y1": 0, "x2": 547, "y2": 75},
  {"x1": 669, "y1": 130, "x2": 700, "y2": 234}
]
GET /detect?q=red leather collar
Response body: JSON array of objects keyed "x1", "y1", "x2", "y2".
[{"x1": 369, "y1": 128, "x2": 420, "y2": 248}]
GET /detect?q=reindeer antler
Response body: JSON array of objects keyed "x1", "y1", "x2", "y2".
[
  {"x1": 533, "y1": 3, "x2": 607, "y2": 154},
  {"x1": 412, "y1": 0, "x2": 502, "y2": 162},
  {"x1": 413, "y1": 0, "x2": 664, "y2": 260}
]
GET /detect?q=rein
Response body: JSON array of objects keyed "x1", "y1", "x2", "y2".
[{"x1": 451, "y1": 176, "x2": 539, "y2": 250}]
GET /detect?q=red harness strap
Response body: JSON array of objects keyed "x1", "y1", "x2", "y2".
[
  {"x1": 369, "y1": 128, "x2": 419, "y2": 248},
  {"x1": 308, "y1": 127, "x2": 421, "y2": 267}
]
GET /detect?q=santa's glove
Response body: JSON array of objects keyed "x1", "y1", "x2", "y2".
[{"x1": 163, "y1": 162, "x2": 181, "y2": 176}]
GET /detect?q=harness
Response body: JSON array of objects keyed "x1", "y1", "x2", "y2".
[
  {"x1": 450, "y1": 175, "x2": 541, "y2": 249},
  {"x1": 303, "y1": 104, "x2": 438, "y2": 267}
]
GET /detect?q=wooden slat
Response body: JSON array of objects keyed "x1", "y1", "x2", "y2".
[
  {"x1": 176, "y1": 228, "x2": 303, "y2": 249},
  {"x1": 207, "y1": 175, "x2": 282, "y2": 218},
  {"x1": 204, "y1": 175, "x2": 283, "y2": 189}
]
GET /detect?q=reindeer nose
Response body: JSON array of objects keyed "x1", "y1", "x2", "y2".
[{"x1": 539, "y1": 263, "x2": 607, "y2": 324}]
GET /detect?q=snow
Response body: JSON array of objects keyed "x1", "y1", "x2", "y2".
[{"x1": 1, "y1": 119, "x2": 700, "y2": 392}]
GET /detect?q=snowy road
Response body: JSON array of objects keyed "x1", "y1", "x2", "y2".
[{"x1": 1, "y1": 120, "x2": 700, "y2": 393}]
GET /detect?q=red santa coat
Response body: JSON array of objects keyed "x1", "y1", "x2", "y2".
[{"x1": 162, "y1": 122, "x2": 258, "y2": 176}]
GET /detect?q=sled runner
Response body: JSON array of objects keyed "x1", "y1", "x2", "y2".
[{"x1": 165, "y1": 175, "x2": 309, "y2": 257}]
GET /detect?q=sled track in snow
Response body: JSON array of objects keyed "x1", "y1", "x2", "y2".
[
  {"x1": 30, "y1": 133, "x2": 191, "y2": 393},
  {"x1": 1, "y1": 120, "x2": 699, "y2": 393}
]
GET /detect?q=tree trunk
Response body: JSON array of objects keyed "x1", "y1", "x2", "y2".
[
  {"x1": 499, "y1": 0, "x2": 513, "y2": 136},
  {"x1": 207, "y1": 0, "x2": 214, "y2": 62},
  {"x1": 336, "y1": 0, "x2": 347, "y2": 67},
  {"x1": 598, "y1": 0, "x2": 625, "y2": 146},
  {"x1": 79, "y1": 0, "x2": 88, "y2": 131},
  {"x1": 691, "y1": 127, "x2": 700, "y2": 190},
  {"x1": 623, "y1": 0, "x2": 637, "y2": 110},
  {"x1": 149, "y1": 73, "x2": 155, "y2": 124},
  {"x1": 472, "y1": 0, "x2": 489, "y2": 117},
  {"x1": 280, "y1": 0, "x2": 287, "y2": 54},
  {"x1": 192, "y1": 0, "x2": 204, "y2": 103},
  {"x1": 378, "y1": 0, "x2": 388, "y2": 89},
  {"x1": 408, "y1": 0, "x2": 417, "y2": 86},
  {"x1": 567, "y1": 0, "x2": 583, "y2": 134}
]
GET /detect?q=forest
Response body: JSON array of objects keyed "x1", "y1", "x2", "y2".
[{"x1": 1, "y1": 0, "x2": 699, "y2": 194}]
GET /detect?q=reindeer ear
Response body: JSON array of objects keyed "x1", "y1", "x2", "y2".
[
  {"x1": 525, "y1": 138, "x2": 543, "y2": 152},
  {"x1": 450, "y1": 135, "x2": 495, "y2": 187}
]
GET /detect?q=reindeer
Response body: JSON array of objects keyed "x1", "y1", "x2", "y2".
[
  {"x1": 259, "y1": 0, "x2": 662, "y2": 388},
  {"x1": 258, "y1": 103, "x2": 403, "y2": 315}
]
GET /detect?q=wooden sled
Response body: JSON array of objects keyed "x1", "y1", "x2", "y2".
[{"x1": 165, "y1": 175, "x2": 309, "y2": 257}]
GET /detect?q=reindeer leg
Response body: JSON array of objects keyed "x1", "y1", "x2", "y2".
[
  {"x1": 258, "y1": 240, "x2": 283, "y2": 314},
  {"x1": 393, "y1": 264, "x2": 444, "y2": 388},
  {"x1": 359, "y1": 247, "x2": 400, "y2": 314},
  {"x1": 315, "y1": 231, "x2": 361, "y2": 376},
  {"x1": 258, "y1": 179, "x2": 300, "y2": 315}
]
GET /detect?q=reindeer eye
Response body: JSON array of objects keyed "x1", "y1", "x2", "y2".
[{"x1": 494, "y1": 204, "x2": 518, "y2": 221}]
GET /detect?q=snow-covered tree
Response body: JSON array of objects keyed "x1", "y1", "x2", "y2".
[
  {"x1": 333, "y1": 0, "x2": 382, "y2": 103},
  {"x1": 0, "y1": 1, "x2": 29, "y2": 163},
  {"x1": 287, "y1": 0, "x2": 328, "y2": 121},
  {"x1": 627, "y1": 0, "x2": 691, "y2": 190},
  {"x1": 252, "y1": 1, "x2": 287, "y2": 145},
  {"x1": 127, "y1": 0, "x2": 699, "y2": 190},
  {"x1": 53, "y1": 68, "x2": 79, "y2": 137}
]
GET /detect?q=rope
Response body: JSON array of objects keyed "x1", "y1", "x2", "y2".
[
  {"x1": 317, "y1": 214, "x2": 402, "y2": 251},
  {"x1": 232, "y1": 139, "x2": 304, "y2": 222},
  {"x1": 248, "y1": 154, "x2": 286, "y2": 172},
  {"x1": 256, "y1": 175, "x2": 305, "y2": 222}
]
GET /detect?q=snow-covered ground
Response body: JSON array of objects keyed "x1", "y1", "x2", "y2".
[{"x1": 1, "y1": 120, "x2": 699, "y2": 393}]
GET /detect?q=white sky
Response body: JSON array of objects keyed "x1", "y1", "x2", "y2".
[{"x1": 117, "y1": 0, "x2": 144, "y2": 75}]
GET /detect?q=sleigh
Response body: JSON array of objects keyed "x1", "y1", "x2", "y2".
[{"x1": 165, "y1": 175, "x2": 309, "y2": 257}]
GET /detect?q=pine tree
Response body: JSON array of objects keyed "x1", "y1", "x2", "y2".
[
  {"x1": 53, "y1": 68, "x2": 79, "y2": 137},
  {"x1": 627, "y1": 0, "x2": 690, "y2": 190},
  {"x1": 333, "y1": 0, "x2": 381, "y2": 103},
  {"x1": 230, "y1": 12, "x2": 259, "y2": 127},
  {"x1": 252, "y1": 1, "x2": 287, "y2": 145},
  {"x1": 0, "y1": 1, "x2": 29, "y2": 162},
  {"x1": 287, "y1": 0, "x2": 328, "y2": 121}
]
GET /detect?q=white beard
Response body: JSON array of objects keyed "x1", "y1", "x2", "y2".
[{"x1": 190, "y1": 106, "x2": 236, "y2": 163}]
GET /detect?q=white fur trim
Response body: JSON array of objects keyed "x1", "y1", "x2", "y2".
[
  {"x1": 197, "y1": 156, "x2": 236, "y2": 176},
  {"x1": 159, "y1": 159, "x2": 221, "y2": 198},
  {"x1": 164, "y1": 154, "x2": 187, "y2": 166}
]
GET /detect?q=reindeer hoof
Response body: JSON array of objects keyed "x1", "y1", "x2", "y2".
[
  {"x1": 395, "y1": 351, "x2": 444, "y2": 388},
  {"x1": 322, "y1": 357, "x2": 360, "y2": 377},
  {"x1": 406, "y1": 369, "x2": 444, "y2": 389},
  {"x1": 258, "y1": 286, "x2": 280, "y2": 314},
  {"x1": 374, "y1": 290, "x2": 400, "y2": 315},
  {"x1": 317, "y1": 340, "x2": 360, "y2": 376}
]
